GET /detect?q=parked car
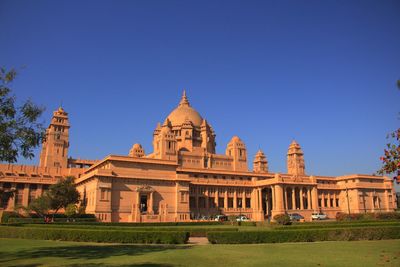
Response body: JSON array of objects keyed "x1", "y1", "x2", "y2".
[
  {"x1": 236, "y1": 215, "x2": 249, "y2": 222},
  {"x1": 214, "y1": 215, "x2": 228, "y2": 222},
  {"x1": 288, "y1": 213, "x2": 304, "y2": 221},
  {"x1": 311, "y1": 212, "x2": 327, "y2": 220}
]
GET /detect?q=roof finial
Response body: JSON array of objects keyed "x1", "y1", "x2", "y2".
[{"x1": 179, "y1": 89, "x2": 190, "y2": 107}]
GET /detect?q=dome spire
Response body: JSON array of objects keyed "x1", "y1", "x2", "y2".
[{"x1": 179, "y1": 89, "x2": 190, "y2": 107}]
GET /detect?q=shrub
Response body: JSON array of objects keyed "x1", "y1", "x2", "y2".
[
  {"x1": 336, "y1": 212, "x2": 400, "y2": 221},
  {"x1": 0, "y1": 211, "x2": 23, "y2": 223},
  {"x1": 273, "y1": 214, "x2": 291, "y2": 225},
  {"x1": 20, "y1": 224, "x2": 238, "y2": 237},
  {"x1": 0, "y1": 226, "x2": 189, "y2": 244},
  {"x1": 207, "y1": 226, "x2": 400, "y2": 244}
]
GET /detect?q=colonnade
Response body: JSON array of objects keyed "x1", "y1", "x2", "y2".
[
  {"x1": 0, "y1": 182, "x2": 46, "y2": 210},
  {"x1": 191, "y1": 186, "x2": 251, "y2": 211}
]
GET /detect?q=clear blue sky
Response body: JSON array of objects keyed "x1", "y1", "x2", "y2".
[{"x1": 1, "y1": 0, "x2": 399, "y2": 179}]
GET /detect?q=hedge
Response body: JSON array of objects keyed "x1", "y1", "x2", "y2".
[
  {"x1": 39, "y1": 221, "x2": 223, "y2": 227},
  {"x1": 207, "y1": 226, "x2": 400, "y2": 244},
  {"x1": 18, "y1": 224, "x2": 238, "y2": 237},
  {"x1": 336, "y1": 212, "x2": 400, "y2": 221},
  {"x1": 0, "y1": 226, "x2": 189, "y2": 244},
  {"x1": 276, "y1": 221, "x2": 400, "y2": 230}
]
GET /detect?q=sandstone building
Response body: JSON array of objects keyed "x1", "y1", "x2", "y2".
[{"x1": 0, "y1": 92, "x2": 397, "y2": 222}]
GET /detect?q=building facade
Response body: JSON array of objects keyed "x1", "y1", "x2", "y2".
[{"x1": 0, "y1": 92, "x2": 397, "y2": 222}]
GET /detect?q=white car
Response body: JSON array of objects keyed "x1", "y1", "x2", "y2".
[
  {"x1": 236, "y1": 215, "x2": 249, "y2": 222},
  {"x1": 311, "y1": 212, "x2": 327, "y2": 220}
]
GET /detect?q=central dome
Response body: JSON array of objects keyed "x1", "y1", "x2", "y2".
[{"x1": 166, "y1": 91, "x2": 203, "y2": 127}]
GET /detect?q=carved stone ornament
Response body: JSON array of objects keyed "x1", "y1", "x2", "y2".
[{"x1": 136, "y1": 185, "x2": 155, "y2": 193}]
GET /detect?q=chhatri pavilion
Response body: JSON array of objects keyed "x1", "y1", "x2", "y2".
[{"x1": 0, "y1": 91, "x2": 397, "y2": 222}]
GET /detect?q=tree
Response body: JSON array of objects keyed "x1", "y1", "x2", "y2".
[
  {"x1": 27, "y1": 195, "x2": 51, "y2": 218},
  {"x1": 377, "y1": 80, "x2": 400, "y2": 184},
  {"x1": 0, "y1": 188, "x2": 15, "y2": 208},
  {"x1": 47, "y1": 176, "x2": 80, "y2": 216},
  {"x1": 0, "y1": 67, "x2": 45, "y2": 163},
  {"x1": 65, "y1": 203, "x2": 77, "y2": 218}
]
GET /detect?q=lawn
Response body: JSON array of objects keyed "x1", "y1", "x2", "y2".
[{"x1": 0, "y1": 238, "x2": 399, "y2": 267}]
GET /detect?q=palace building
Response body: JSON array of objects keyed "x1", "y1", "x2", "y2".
[{"x1": 0, "y1": 91, "x2": 397, "y2": 222}]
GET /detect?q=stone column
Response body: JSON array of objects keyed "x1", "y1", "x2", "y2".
[
  {"x1": 312, "y1": 187, "x2": 318, "y2": 211},
  {"x1": 292, "y1": 188, "x2": 296, "y2": 210},
  {"x1": 37, "y1": 184, "x2": 43, "y2": 197},
  {"x1": 300, "y1": 188, "x2": 304, "y2": 210},
  {"x1": 333, "y1": 193, "x2": 337, "y2": 208},
  {"x1": 274, "y1": 185, "x2": 284, "y2": 212},
  {"x1": 271, "y1": 187, "x2": 276, "y2": 210},
  {"x1": 284, "y1": 187, "x2": 288, "y2": 211},
  {"x1": 23, "y1": 183, "x2": 30, "y2": 206},
  {"x1": 258, "y1": 188, "x2": 262, "y2": 211},
  {"x1": 307, "y1": 188, "x2": 312, "y2": 209},
  {"x1": 7, "y1": 183, "x2": 17, "y2": 210},
  {"x1": 148, "y1": 191, "x2": 154, "y2": 214},
  {"x1": 242, "y1": 190, "x2": 246, "y2": 209},
  {"x1": 224, "y1": 189, "x2": 228, "y2": 209},
  {"x1": 215, "y1": 188, "x2": 219, "y2": 208},
  {"x1": 233, "y1": 189, "x2": 237, "y2": 209},
  {"x1": 327, "y1": 192, "x2": 331, "y2": 208}
]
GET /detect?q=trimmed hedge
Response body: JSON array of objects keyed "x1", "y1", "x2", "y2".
[
  {"x1": 207, "y1": 226, "x2": 400, "y2": 244},
  {"x1": 276, "y1": 221, "x2": 400, "y2": 230},
  {"x1": 19, "y1": 224, "x2": 238, "y2": 237},
  {"x1": 0, "y1": 226, "x2": 189, "y2": 244},
  {"x1": 43, "y1": 221, "x2": 223, "y2": 227},
  {"x1": 336, "y1": 212, "x2": 400, "y2": 221}
]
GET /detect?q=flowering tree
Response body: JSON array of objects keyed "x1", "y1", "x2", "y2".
[{"x1": 377, "y1": 81, "x2": 400, "y2": 184}]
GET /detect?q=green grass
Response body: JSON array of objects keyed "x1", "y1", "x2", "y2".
[{"x1": 0, "y1": 238, "x2": 399, "y2": 267}]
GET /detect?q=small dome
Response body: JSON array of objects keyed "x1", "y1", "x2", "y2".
[
  {"x1": 166, "y1": 90, "x2": 203, "y2": 128},
  {"x1": 230, "y1": 136, "x2": 243, "y2": 143},
  {"x1": 288, "y1": 140, "x2": 303, "y2": 155},
  {"x1": 255, "y1": 149, "x2": 265, "y2": 157},
  {"x1": 132, "y1": 143, "x2": 143, "y2": 150}
]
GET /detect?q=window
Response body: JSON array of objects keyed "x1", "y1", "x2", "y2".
[
  {"x1": 246, "y1": 198, "x2": 251, "y2": 208},
  {"x1": 228, "y1": 198, "x2": 233, "y2": 208},
  {"x1": 218, "y1": 197, "x2": 224, "y2": 208},
  {"x1": 209, "y1": 197, "x2": 216, "y2": 208},
  {"x1": 100, "y1": 188, "x2": 110, "y2": 201},
  {"x1": 199, "y1": 197, "x2": 206, "y2": 208}
]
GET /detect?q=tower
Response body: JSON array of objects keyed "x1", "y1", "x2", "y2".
[
  {"x1": 253, "y1": 149, "x2": 268, "y2": 173},
  {"x1": 152, "y1": 118, "x2": 177, "y2": 160},
  {"x1": 129, "y1": 143, "x2": 145, "y2": 158},
  {"x1": 226, "y1": 136, "x2": 248, "y2": 171},
  {"x1": 39, "y1": 107, "x2": 70, "y2": 168},
  {"x1": 287, "y1": 140, "x2": 305, "y2": 176}
]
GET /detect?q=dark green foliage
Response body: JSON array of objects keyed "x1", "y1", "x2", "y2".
[
  {"x1": 47, "y1": 176, "x2": 80, "y2": 214},
  {"x1": 336, "y1": 212, "x2": 400, "y2": 221},
  {"x1": 2, "y1": 212, "x2": 96, "y2": 223},
  {"x1": 0, "y1": 226, "x2": 189, "y2": 244},
  {"x1": 0, "y1": 188, "x2": 14, "y2": 208},
  {"x1": 53, "y1": 221, "x2": 223, "y2": 227},
  {"x1": 276, "y1": 221, "x2": 400, "y2": 230},
  {"x1": 0, "y1": 67, "x2": 45, "y2": 163},
  {"x1": 27, "y1": 195, "x2": 51, "y2": 218},
  {"x1": 273, "y1": 214, "x2": 291, "y2": 225},
  {"x1": 12, "y1": 224, "x2": 238, "y2": 237},
  {"x1": 1, "y1": 211, "x2": 23, "y2": 223},
  {"x1": 207, "y1": 226, "x2": 400, "y2": 244}
]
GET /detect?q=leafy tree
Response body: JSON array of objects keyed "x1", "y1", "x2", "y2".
[
  {"x1": 377, "y1": 80, "x2": 400, "y2": 184},
  {"x1": 65, "y1": 203, "x2": 77, "y2": 218},
  {"x1": 27, "y1": 195, "x2": 51, "y2": 218},
  {"x1": 47, "y1": 176, "x2": 80, "y2": 216},
  {"x1": 0, "y1": 67, "x2": 45, "y2": 163}
]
